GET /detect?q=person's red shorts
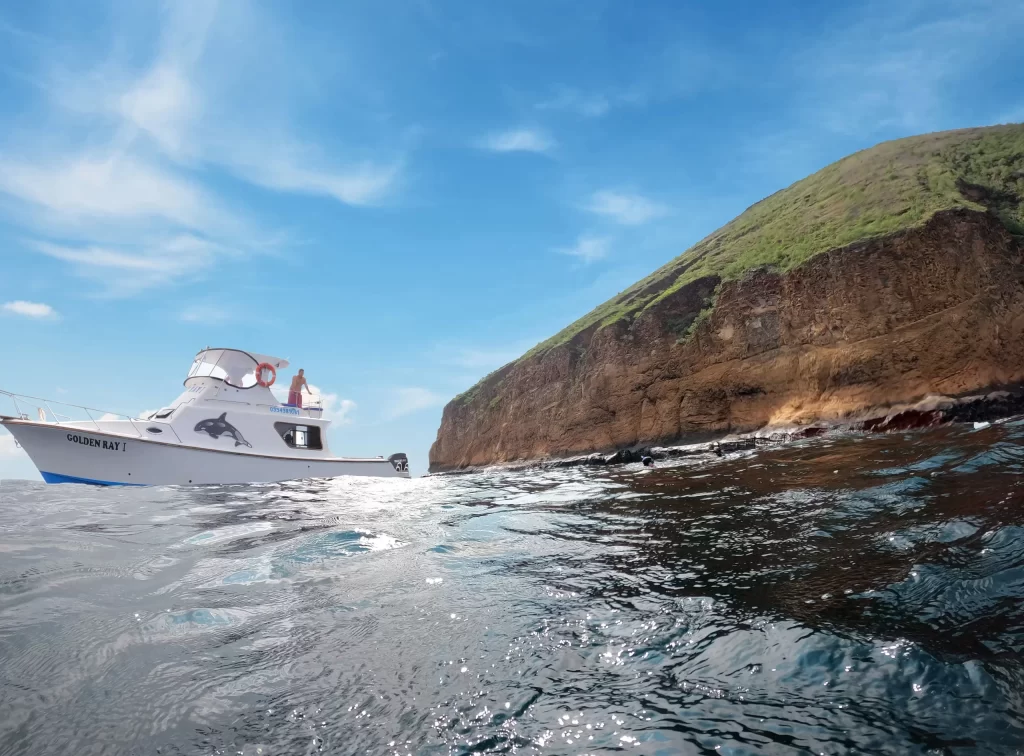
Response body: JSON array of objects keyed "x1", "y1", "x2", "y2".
[{"x1": 288, "y1": 390, "x2": 302, "y2": 408}]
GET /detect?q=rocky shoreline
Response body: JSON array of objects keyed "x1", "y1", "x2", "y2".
[{"x1": 429, "y1": 389, "x2": 1024, "y2": 476}]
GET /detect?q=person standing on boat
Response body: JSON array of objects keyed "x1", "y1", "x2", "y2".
[{"x1": 288, "y1": 369, "x2": 311, "y2": 408}]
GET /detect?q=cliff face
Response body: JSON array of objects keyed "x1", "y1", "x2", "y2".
[
  {"x1": 430, "y1": 125, "x2": 1024, "y2": 472},
  {"x1": 430, "y1": 209, "x2": 1024, "y2": 471}
]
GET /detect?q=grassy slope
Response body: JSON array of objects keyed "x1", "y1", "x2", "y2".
[{"x1": 455, "y1": 124, "x2": 1024, "y2": 404}]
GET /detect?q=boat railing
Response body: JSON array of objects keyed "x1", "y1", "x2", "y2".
[
  {"x1": 0, "y1": 389, "x2": 148, "y2": 438},
  {"x1": 203, "y1": 385, "x2": 325, "y2": 417},
  {"x1": 269, "y1": 387, "x2": 324, "y2": 416}
]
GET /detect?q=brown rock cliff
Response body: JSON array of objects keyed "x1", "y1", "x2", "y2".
[{"x1": 430, "y1": 209, "x2": 1024, "y2": 471}]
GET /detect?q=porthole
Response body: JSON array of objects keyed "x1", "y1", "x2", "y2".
[{"x1": 146, "y1": 427, "x2": 163, "y2": 434}]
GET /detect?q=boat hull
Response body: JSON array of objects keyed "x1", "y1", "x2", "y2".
[{"x1": 3, "y1": 420, "x2": 408, "y2": 485}]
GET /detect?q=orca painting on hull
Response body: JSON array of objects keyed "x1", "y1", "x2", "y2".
[{"x1": 194, "y1": 412, "x2": 252, "y2": 448}]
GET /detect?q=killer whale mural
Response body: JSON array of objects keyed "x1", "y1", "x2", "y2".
[{"x1": 194, "y1": 412, "x2": 252, "y2": 448}]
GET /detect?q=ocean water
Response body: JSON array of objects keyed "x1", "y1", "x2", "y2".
[{"x1": 1, "y1": 423, "x2": 1023, "y2": 755}]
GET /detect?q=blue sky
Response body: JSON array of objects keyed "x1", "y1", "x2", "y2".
[{"x1": 1, "y1": 0, "x2": 1023, "y2": 479}]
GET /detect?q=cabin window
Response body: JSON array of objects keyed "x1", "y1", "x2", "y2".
[{"x1": 275, "y1": 422, "x2": 323, "y2": 450}]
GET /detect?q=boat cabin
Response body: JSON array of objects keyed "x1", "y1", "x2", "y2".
[{"x1": 129, "y1": 347, "x2": 331, "y2": 454}]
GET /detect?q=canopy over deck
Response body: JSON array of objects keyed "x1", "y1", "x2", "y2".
[{"x1": 186, "y1": 348, "x2": 290, "y2": 388}]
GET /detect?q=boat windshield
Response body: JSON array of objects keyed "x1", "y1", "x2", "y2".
[{"x1": 187, "y1": 349, "x2": 260, "y2": 388}]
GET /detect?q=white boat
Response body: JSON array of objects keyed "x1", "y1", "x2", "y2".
[{"x1": 0, "y1": 348, "x2": 410, "y2": 486}]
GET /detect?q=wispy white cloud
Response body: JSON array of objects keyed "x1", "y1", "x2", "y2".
[
  {"x1": 2, "y1": 300, "x2": 58, "y2": 319},
  {"x1": 0, "y1": 17, "x2": 50, "y2": 46},
  {"x1": 477, "y1": 128, "x2": 554, "y2": 154},
  {"x1": 584, "y1": 190, "x2": 669, "y2": 226},
  {"x1": 0, "y1": 432, "x2": 25, "y2": 457},
  {"x1": 308, "y1": 383, "x2": 356, "y2": 425},
  {"x1": 735, "y1": 1, "x2": 1024, "y2": 182},
  {"x1": 0, "y1": 153, "x2": 223, "y2": 230},
  {"x1": 427, "y1": 340, "x2": 539, "y2": 392},
  {"x1": 104, "y1": 3, "x2": 403, "y2": 205},
  {"x1": 227, "y1": 152, "x2": 400, "y2": 206},
  {"x1": 0, "y1": 146, "x2": 242, "y2": 298},
  {"x1": 325, "y1": 396, "x2": 356, "y2": 425},
  {"x1": 797, "y1": 0, "x2": 1024, "y2": 137},
  {"x1": 117, "y1": 64, "x2": 201, "y2": 160},
  {"x1": 35, "y1": 237, "x2": 216, "y2": 272},
  {"x1": 557, "y1": 235, "x2": 610, "y2": 263},
  {"x1": 34, "y1": 236, "x2": 229, "y2": 296},
  {"x1": 536, "y1": 88, "x2": 611, "y2": 118},
  {"x1": 0, "y1": 1, "x2": 404, "y2": 296},
  {"x1": 385, "y1": 387, "x2": 445, "y2": 420}
]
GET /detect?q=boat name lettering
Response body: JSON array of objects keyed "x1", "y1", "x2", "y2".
[
  {"x1": 66, "y1": 433, "x2": 126, "y2": 452},
  {"x1": 269, "y1": 406, "x2": 300, "y2": 415}
]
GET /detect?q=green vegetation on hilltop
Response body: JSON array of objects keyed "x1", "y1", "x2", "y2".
[
  {"x1": 448, "y1": 125, "x2": 1024, "y2": 407},
  {"x1": 516, "y1": 124, "x2": 1024, "y2": 362}
]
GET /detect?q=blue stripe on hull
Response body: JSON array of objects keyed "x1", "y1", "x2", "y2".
[{"x1": 40, "y1": 471, "x2": 147, "y2": 487}]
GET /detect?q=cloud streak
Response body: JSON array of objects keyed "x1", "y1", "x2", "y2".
[
  {"x1": 2, "y1": 301, "x2": 58, "y2": 319},
  {"x1": 585, "y1": 190, "x2": 669, "y2": 225},
  {"x1": 108, "y1": 2, "x2": 404, "y2": 205},
  {"x1": 308, "y1": 384, "x2": 356, "y2": 425},
  {"x1": 0, "y1": 1, "x2": 404, "y2": 297},
  {"x1": 227, "y1": 153, "x2": 401, "y2": 206},
  {"x1": 117, "y1": 64, "x2": 200, "y2": 160},
  {"x1": 0, "y1": 432, "x2": 25, "y2": 457},
  {"x1": 791, "y1": 0, "x2": 1024, "y2": 140},
  {"x1": 536, "y1": 88, "x2": 611, "y2": 118},
  {"x1": 33, "y1": 236, "x2": 230, "y2": 297},
  {"x1": 557, "y1": 235, "x2": 610, "y2": 263},
  {"x1": 477, "y1": 128, "x2": 554, "y2": 154},
  {"x1": 0, "y1": 153, "x2": 224, "y2": 231}
]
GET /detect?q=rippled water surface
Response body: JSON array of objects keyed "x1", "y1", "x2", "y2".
[{"x1": 2, "y1": 423, "x2": 1024, "y2": 755}]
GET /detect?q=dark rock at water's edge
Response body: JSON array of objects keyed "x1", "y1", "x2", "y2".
[
  {"x1": 428, "y1": 389, "x2": 1024, "y2": 476},
  {"x1": 858, "y1": 390, "x2": 1024, "y2": 432}
]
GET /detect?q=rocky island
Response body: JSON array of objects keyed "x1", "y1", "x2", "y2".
[{"x1": 430, "y1": 124, "x2": 1024, "y2": 472}]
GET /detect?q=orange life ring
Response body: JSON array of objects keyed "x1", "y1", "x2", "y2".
[{"x1": 255, "y1": 362, "x2": 276, "y2": 387}]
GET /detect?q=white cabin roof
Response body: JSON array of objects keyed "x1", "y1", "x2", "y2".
[
  {"x1": 194, "y1": 348, "x2": 290, "y2": 370},
  {"x1": 186, "y1": 349, "x2": 293, "y2": 389}
]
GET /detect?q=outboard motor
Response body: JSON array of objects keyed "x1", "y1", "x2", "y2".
[{"x1": 388, "y1": 453, "x2": 409, "y2": 473}]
